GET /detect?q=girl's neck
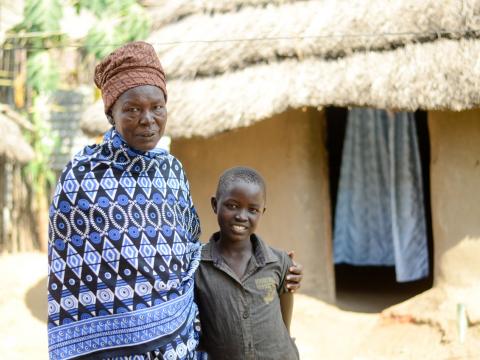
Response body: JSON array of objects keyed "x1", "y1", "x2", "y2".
[{"x1": 217, "y1": 235, "x2": 253, "y2": 257}]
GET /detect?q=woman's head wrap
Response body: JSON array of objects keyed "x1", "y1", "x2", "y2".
[{"x1": 94, "y1": 41, "x2": 167, "y2": 114}]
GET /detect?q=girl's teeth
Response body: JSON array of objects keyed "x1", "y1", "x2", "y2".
[{"x1": 233, "y1": 225, "x2": 246, "y2": 231}]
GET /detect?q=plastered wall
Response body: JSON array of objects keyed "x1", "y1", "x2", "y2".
[{"x1": 429, "y1": 110, "x2": 480, "y2": 286}]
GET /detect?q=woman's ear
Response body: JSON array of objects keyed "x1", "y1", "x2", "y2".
[
  {"x1": 211, "y1": 197, "x2": 218, "y2": 214},
  {"x1": 262, "y1": 207, "x2": 266, "y2": 214}
]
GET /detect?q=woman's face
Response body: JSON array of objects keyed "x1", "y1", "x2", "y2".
[{"x1": 110, "y1": 85, "x2": 167, "y2": 151}]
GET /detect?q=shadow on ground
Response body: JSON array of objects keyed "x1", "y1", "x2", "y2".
[
  {"x1": 25, "y1": 277, "x2": 48, "y2": 323},
  {"x1": 335, "y1": 264, "x2": 432, "y2": 313}
]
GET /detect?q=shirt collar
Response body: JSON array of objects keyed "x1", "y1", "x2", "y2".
[{"x1": 202, "y1": 232, "x2": 278, "y2": 266}]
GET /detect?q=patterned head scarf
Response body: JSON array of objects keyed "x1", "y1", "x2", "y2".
[{"x1": 94, "y1": 41, "x2": 167, "y2": 114}]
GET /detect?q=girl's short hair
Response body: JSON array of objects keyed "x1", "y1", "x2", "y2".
[{"x1": 216, "y1": 166, "x2": 266, "y2": 200}]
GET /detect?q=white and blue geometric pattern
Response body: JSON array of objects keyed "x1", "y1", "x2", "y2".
[
  {"x1": 122, "y1": 235, "x2": 140, "y2": 269},
  {"x1": 47, "y1": 129, "x2": 201, "y2": 360},
  {"x1": 66, "y1": 244, "x2": 83, "y2": 278},
  {"x1": 81, "y1": 171, "x2": 100, "y2": 202},
  {"x1": 102, "y1": 239, "x2": 121, "y2": 272},
  {"x1": 119, "y1": 172, "x2": 137, "y2": 198},
  {"x1": 100, "y1": 168, "x2": 119, "y2": 200},
  {"x1": 51, "y1": 249, "x2": 67, "y2": 283},
  {"x1": 84, "y1": 241, "x2": 102, "y2": 275},
  {"x1": 61, "y1": 169, "x2": 80, "y2": 204}
]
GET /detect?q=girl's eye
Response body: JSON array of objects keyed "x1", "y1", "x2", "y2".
[
  {"x1": 249, "y1": 208, "x2": 259, "y2": 214},
  {"x1": 154, "y1": 105, "x2": 165, "y2": 111},
  {"x1": 127, "y1": 107, "x2": 139, "y2": 113},
  {"x1": 226, "y1": 204, "x2": 237, "y2": 209}
]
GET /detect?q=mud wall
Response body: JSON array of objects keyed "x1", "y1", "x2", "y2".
[{"x1": 428, "y1": 110, "x2": 480, "y2": 286}]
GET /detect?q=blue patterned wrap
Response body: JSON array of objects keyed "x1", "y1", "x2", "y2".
[{"x1": 47, "y1": 129, "x2": 202, "y2": 360}]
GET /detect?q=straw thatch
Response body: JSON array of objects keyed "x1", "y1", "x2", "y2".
[
  {"x1": 81, "y1": 0, "x2": 480, "y2": 138},
  {"x1": 144, "y1": 0, "x2": 304, "y2": 30},
  {"x1": 0, "y1": 105, "x2": 34, "y2": 163},
  {"x1": 150, "y1": 0, "x2": 476, "y2": 79}
]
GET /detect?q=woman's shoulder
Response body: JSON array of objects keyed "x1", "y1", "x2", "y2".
[
  {"x1": 161, "y1": 154, "x2": 190, "y2": 180},
  {"x1": 163, "y1": 153, "x2": 183, "y2": 167},
  {"x1": 56, "y1": 143, "x2": 103, "y2": 183}
]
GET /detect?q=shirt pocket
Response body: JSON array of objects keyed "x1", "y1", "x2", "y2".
[{"x1": 254, "y1": 276, "x2": 277, "y2": 304}]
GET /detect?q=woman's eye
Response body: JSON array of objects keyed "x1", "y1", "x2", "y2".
[
  {"x1": 249, "y1": 208, "x2": 259, "y2": 214},
  {"x1": 226, "y1": 204, "x2": 237, "y2": 209},
  {"x1": 154, "y1": 105, "x2": 165, "y2": 111},
  {"x1": 127, "y1": 107, "x2": 139, "y2": 113}
]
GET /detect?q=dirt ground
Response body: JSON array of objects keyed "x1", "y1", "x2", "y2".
[{"x1": 1, "y1": 253, "x2": 479, "y2": 360}]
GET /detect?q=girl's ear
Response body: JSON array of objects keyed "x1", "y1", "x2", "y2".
[
  {"x1": 211, "y1": 197, "x2": 218, "y2": 214},
  {"x1": 262, "y1": 207, "x2": 266, "y2": 214}
]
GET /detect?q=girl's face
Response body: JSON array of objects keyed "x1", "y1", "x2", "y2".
[
  {"x1": 212, "y1": 180, "x2": 266, "y2": 243},
  {"x1": 110, "y1": 85, "x2": 167, "y2": 151}
]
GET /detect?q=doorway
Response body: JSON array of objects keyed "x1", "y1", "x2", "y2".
[{"x1": 325, "y1": 107, "x2": 434, "y2": 313}]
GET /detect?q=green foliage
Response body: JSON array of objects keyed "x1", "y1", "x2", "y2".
[
  {"x1": 83, "y1": 19, "x2": 122, "y2": 59},
  {"x1": 23, "y1": 96, "x2": 59, "y2": 193},
  {"x1": 21, "y1": 0, "x2": 63, "y2": 33},
  {"x1": 73, "y1": 0, "x2": 138, "y2": 17},
  {"x1": 26, "y1": 51, "x2": 60, "y2": 94},
  {"x1": 117, "y1": 4, "x2": 151, "y2": 41},
  {"x1": 10, "y1": 0, "x2": 66, "y2": 52},
  {"x1": 82, "y1": 1, "x2": 152, "y2": 59}
]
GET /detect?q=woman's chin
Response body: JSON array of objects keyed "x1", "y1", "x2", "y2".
[{"x1": 130, "y1": 138, "x2": 161, "y2": 152}]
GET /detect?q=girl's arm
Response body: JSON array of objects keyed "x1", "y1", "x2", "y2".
[{"x1": 280, "y1": 291, "x2": 294, "y2": 334}]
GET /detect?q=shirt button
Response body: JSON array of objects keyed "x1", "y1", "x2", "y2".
[{"x1": 243, "y1": 310, "x2": 249, "y2": 319}]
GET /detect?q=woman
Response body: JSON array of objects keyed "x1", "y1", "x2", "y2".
[{"x1": 47, "y1": 42, "x2": 302, "y2": 360}]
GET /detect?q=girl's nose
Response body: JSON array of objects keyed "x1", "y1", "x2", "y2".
[{"x1": 234, "y1": 209, "x2": 248, "y2": 221}]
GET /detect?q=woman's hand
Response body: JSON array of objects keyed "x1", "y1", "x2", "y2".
[{"x1": 286, "y1": 251, "x2": 303, "y2": 293}]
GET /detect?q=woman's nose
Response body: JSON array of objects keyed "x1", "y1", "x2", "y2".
[{"x1": 140, "y1": 110, "x2": 154, "y2": 124}]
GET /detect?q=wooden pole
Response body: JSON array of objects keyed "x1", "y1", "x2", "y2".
[{"x1": 0, "y1": 156, "x2": 5, "y2": 253}]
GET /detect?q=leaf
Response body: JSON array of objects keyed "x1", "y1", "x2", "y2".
[
  {"x1": 117, "y1": 4, "x2": 151, "y2": 42},
  {"x1": 76, "y1": 0, "x2": 136, "y2": 18},
  {"x1": 82, "y1": 2, "x2": 151, "y2": 59},
  {"x1": 23, "y1": 0, "x2": 63, "y2": 32},
  {"x1": 26, "y1": 51, "x2": 60, "y2": 94},
  {"x1": 84, "y1": 18, "x2": 122, "y2": 59}
]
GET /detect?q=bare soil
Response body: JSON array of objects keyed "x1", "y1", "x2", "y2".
[{"x1": 1, "y1": 253, "x2": 478, "y2": 359}]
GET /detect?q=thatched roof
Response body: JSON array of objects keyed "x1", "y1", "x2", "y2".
[
  {"x1": 0, "y1": 104, "x2": 35, "y2": 163},
  {"x1": 81, "y1": 0, "x2": 480, "y2": 138}
]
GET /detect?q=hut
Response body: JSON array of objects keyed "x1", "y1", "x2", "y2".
[
  {"x1": 0, "y1": 104, "x2": 37, "y2": 252},
  {"x1": 0, "y1": 1, "x2": 38, "y2": 253},
  {"x1": 80, "y1": 0, "x2": 480, "y2": 313}
]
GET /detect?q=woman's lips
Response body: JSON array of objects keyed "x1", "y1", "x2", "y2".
[{"x1": 139, "y1": 132, "x2": 156, "y2": 138}]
